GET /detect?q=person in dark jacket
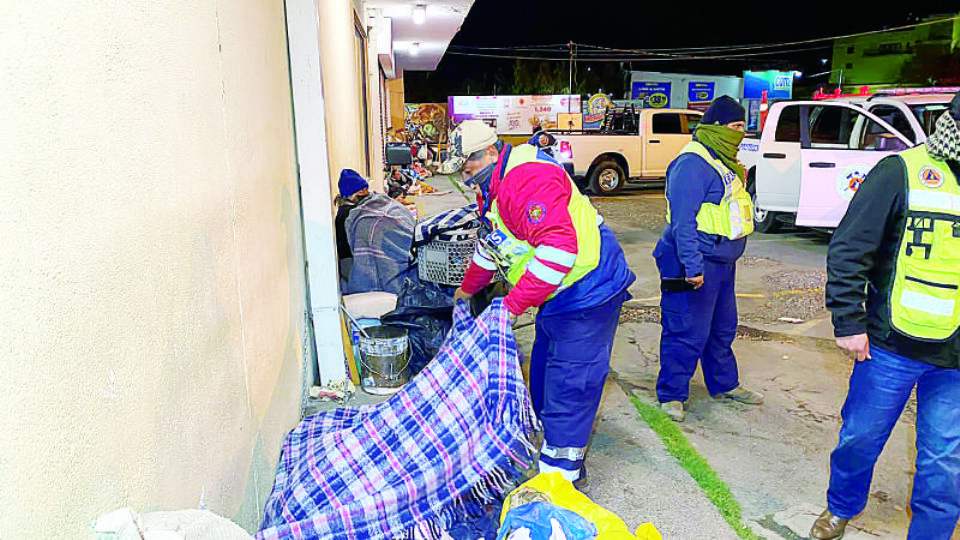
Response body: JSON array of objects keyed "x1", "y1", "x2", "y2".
[
  {"x1": 811, "y1": 94, "x2": 960, "y2": 540},
  {"x1": 335, "y1": 169, "x2": 370, "y2": 281},
  {"x1": 653, "y1": 95, "x2": 764, "y2": 423}
]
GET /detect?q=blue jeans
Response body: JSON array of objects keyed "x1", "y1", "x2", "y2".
[
  {"x1": 828, "y1": 345, "x2": 960, "y2": 539},
  {"x1": 656, "y1": 259, "x2": 740, "y2": 403}
]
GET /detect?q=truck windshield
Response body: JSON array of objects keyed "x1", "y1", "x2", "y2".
[{"x1": 910, "y1": 104, "x2": 950, "y2": 136}]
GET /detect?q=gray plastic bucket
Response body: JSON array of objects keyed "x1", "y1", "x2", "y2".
[{"x1": 359, "y1": 325, "x2": 411, "y2": 395}]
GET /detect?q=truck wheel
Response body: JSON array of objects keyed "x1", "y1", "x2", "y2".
[
  {"x1": 746, "y1": 170, "x2": 781, "y2": 234},
  {"x1": 589, "y1": 159, "x2": 626, "y2": 194}
]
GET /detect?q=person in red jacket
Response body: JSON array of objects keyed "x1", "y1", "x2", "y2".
[{"x1": 449, "y1": 120, "x2": 635, "y2": 486}]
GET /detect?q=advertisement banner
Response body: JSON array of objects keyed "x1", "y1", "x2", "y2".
[
  {"x1": 583, "y1": 93, "x2": 612, "y2": 130},
  {"x1": 631, "y1": 82, "x2": 672, "y2": 108},
  {"x1": 743, "y1": 71, "x2": 793, "y2": 100},
  {"x1": 447, "y1": 95, "x2": 581, "y2": 135},
  {"x1": 688, "y1": 82, "x2": 716, "y2": 103}
]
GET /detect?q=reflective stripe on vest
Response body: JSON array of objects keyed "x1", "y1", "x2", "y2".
[
  {"x1": 889, "y1": 145, "x2": 960, "y2": 341},
  {"x1": 480, "y1": 144, "x2": 602, "y2": 295},
  {"x1": 665, "y1": 141, "x2": 755, "y2": 240}
]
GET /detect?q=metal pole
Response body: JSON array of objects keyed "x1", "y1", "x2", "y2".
[{"x1": 568, "y1": 41, "x2": 574, "y2": 113}]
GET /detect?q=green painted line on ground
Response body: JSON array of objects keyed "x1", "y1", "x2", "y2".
[{"x1": 630, "y1": 398, "x2": 763, "y2": 540}]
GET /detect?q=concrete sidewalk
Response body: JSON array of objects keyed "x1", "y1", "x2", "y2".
[
  {"x1": 513, "y1": 324, "x2": 743, "y2": 540},
  {"x1": 606, "y1": 321, "x2": 905, "y2": 539},
  {"x1": 414, "y1": 174, "x2": 472, "y2": 218}
]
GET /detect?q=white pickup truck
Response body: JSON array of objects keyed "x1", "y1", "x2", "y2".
[
  {"x1": 739, "y1": 93, "x2": 953, "y2": 232},
  {"x1": 556, "y1": 108, "x2": 703, "y2": 194}
]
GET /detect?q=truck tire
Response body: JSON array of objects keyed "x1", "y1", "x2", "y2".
[
  {"x1": 746, "y1": 170, "x2": 782, "y2": 234},
  {"x1": 589, "y1": 159, "x2": 626, "y2": 194}
]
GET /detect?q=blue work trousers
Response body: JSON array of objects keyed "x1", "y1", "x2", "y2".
[
  {"x1": 529, "y1": 291, "x2": 627, "y2": 472},
  {"x1": 656, "y1": 259, "x2": 740, "y2": 403},
  {"x1": 828, "y1": 345, "x2": 960, "y2": 539}
]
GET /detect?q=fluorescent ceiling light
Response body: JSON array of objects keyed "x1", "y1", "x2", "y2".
[{"x1": 412, "y1": 4, "x2": 426, "y2": 24}]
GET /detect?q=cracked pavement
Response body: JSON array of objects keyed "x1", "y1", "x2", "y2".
[{"x1": 518, "y1": 188, "x2": 949, "y2": 539}]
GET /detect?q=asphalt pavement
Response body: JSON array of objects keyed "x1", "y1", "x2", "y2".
[{"x1": 578, "y1": 185, "x2": 945, "y2": 539}]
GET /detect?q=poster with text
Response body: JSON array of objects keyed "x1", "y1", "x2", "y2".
[
  {"x1": 631, "y1": 82, "x2": 672, "y2": 108},
  {"x1": 688, "y1": 82, "x2": 716, "y2": 103},
  {"x1": 447, "y1": 95, "x2": 581, "y2": 135}
]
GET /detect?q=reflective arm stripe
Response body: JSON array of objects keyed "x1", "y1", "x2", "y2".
[
  {"x1": 909, "y1": 191, "x2": 960, "y2": 213},
  {"x1": 534, "y1": 245, "x2": 577, "y2": 268},
  {"x1": 527, "y1": 259, "x2": 567, "y2": 285},
  {"x1": 472, "y1": 247, "x2": 498, "y2": 271}
]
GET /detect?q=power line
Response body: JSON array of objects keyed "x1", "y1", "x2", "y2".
[
  {"x1": 445, "y1": 51, "x2": 775, "y2": 62},
  {"x1": 448, "y1": 43, "x2": 570, "y2": 52},
  {"x1": 445, "y1": 44, "x2": 832, "y2": 63},
  {"x1": 451, "y1": 14, "x2": 959, "y2": 57},
  {"x1": 574, "y1": 44, "x2": 833, "y2": 59}
]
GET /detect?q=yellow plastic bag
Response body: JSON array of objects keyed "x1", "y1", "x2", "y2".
[{"x1": 500, "y1": 472, "x2": 662, "y2": 540}]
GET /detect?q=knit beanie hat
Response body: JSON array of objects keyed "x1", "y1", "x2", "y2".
[
  {"x1": 702, "y1": 95, "x2": 746, "y2": 126},
  {"x1": 338, "y1": 169, "x2": 368, "y2": 199}
]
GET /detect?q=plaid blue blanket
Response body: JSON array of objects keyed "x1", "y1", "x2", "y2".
[
  {"x1": 257, "y1": 299, "x2": 538, "y2": 540},
  {"x1": 413, "y1": 204, "x2": 479, "y2": 246}
]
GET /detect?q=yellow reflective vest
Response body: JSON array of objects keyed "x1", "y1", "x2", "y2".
[
  {"x1": 666, "y1": 141, "x2": 755, "y2": 240},
  {"x1": 480, "y1": 144, "x2": 601, "y2": 296},
  {"x1": 889, "y1": 145, "x2": 960, "y2": 341}
]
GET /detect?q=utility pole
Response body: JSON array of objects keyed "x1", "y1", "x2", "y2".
[{"x1": 568, "y1": 41, "x2": 574, "y2": 113}]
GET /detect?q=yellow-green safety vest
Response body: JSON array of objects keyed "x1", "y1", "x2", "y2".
[
  {"x1": 889, "y1": 145, "x2": 960, "y2": 341},
  {"x1": 479, "y1": 144, "x2": 602, "y2": 296},
  {"x1": 665, "y1": 141, "x2": 755, "y2": 240}
]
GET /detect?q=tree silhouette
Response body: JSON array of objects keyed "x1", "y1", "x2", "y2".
[{"x1": 899, "y1": 45, "x2": 960, "y2": 86}]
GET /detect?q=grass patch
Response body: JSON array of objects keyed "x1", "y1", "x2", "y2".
[{"x1": 631, "y1": 398, "x2": 762, "y2": 540}]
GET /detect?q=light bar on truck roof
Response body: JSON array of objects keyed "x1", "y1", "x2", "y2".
[{"x1": 813, "y1": 86, "x2": 872, "y2": 100}]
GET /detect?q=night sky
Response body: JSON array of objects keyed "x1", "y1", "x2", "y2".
[{"x1": 404, "y1": 0, "x2": 959, "y2": 102}]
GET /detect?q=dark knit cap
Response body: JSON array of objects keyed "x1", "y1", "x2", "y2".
[
  {"x1": 338, "y1": 169, "x2": 368, "y2": 198},
  {"x1": 702, "y1": 95, "x2": 746, "y2": 126}
]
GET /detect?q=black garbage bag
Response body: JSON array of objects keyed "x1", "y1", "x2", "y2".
[{"x1": 381, "y1": 278, "x2": 456, "y2": 375}]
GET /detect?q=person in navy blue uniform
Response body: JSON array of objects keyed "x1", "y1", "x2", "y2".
[{"x1": 653, "y1": 96, "x2": 764, "y2": 423}]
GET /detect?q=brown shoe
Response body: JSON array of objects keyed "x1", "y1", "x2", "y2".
[
  {"x1": 573, "y1": 464, "x2": 588, "y2": 491},
  {"x1": 809, "y1": 509, "x2": 848, "y2": 539}
]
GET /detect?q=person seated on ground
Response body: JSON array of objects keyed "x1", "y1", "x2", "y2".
[
  {"x1": 335, "y1": 169, "x2": 370, "y2": 284},
  {"x1": 340, "y1": 172, "x2": 417, "y2": 295}
]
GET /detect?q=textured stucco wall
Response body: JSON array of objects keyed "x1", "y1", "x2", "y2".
[
  {"x1": 319, "y1": 0, "x2": 368, "y2": 193},
  {"x1": 0, "y1": 0, "x2": 307, "y2": 536}
]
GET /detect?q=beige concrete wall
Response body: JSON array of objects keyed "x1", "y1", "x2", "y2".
[
  {"x1": 319, "y1": 0, "x2": 368, "y2": 194},
  {"x1": 388, "y1": 77, "x2": 408, "y2": 134},
  {"x1": 367, "y1": 26, "x2": 387, "y2": 193},
  {"x1": 0, "y1": 0, "x2": 308, "y2": 536}
]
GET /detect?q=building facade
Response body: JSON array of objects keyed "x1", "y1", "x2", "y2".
[{"x1": 830, "y1": 13, "x2": 959, "y2": 86}]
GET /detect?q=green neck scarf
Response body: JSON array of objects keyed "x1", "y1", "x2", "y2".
[{"x1": 695, "y1": 125, "x2": 746, "y2": 181}]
